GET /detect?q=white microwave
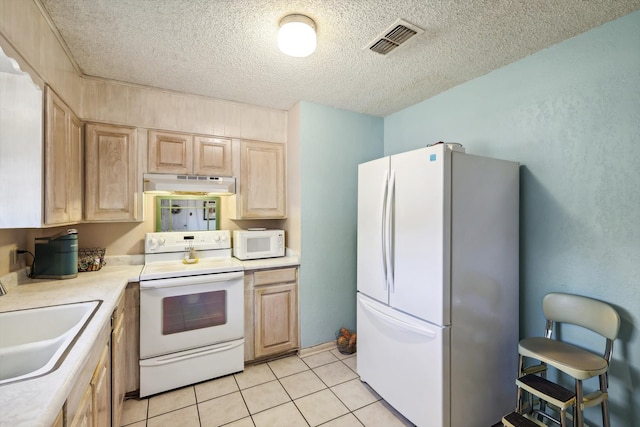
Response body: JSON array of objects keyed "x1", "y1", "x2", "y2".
[{"x1": 233, "y1": 229, "x2": 285, "y2": 260}]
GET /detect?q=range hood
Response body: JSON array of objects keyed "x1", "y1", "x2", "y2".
[{"x1": 143, "y1": 173, "x2": 236, "y2": 195}]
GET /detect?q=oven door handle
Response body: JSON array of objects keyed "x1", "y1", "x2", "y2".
[
  {"x1": 139, "y1": 271, "x2": 244, "y2": 289},
  {"x1": 140, "y1": 340, "x2": 245, "y2": 366}
]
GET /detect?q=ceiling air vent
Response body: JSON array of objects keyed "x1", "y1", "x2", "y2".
[{"x1": 365, "y1": 19, "x2": 424, "y2": 55}]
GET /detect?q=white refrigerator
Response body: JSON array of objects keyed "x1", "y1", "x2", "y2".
[{"x1": 356, "y1": 144, "x2": 519, "y2": 427}]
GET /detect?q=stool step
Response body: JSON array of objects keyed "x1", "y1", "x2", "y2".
[
  {"x1": 517, "y1": 374, "x2": 576, "y2": 408},
  {"x1": 502, "y1": 412, "x2": 541, "y2": 427}
]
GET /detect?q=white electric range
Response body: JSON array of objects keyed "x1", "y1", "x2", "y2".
[{"x1": 139, "y1": 230, "x2": 244, "y2": 397}]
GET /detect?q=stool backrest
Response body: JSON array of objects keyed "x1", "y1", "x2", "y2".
[
  {"x1": 542, "y1": 291, "x2": 620, "y2": 366},
  {"x1": 542, "y1": 292, "x2": 620, "y2": 340}
]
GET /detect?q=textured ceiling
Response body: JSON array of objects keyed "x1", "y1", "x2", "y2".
[{"x1": 38, "y1": 0, "x2": 640, "y2": 117}]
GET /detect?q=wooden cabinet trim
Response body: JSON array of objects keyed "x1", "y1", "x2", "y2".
[
  {"x1": 111, "y1": 309, "x2": 126, "y2": 427},
  {"x1": 124, "y1": 282, "x2": 140, "y2": 394}
]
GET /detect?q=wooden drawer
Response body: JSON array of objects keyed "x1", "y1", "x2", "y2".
[{"x1": 253, "y1": 267, "x2": 297, "y2": 286}]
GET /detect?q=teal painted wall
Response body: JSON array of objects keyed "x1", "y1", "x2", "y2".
[
  {"x1": 298, "y1": 101, "x2": 383, "y2": 347},
  {"x1": 384, "y1": 11, "x2": 640, "y2": 426}
]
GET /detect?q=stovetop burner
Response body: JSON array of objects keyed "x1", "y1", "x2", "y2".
[{"x1": 141, "y1": 230, "x2": 243, "y2": 280}]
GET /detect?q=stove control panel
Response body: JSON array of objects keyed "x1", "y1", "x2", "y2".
[{"x1": 145, "y1": 230, "x2": 230, "y2": 253}]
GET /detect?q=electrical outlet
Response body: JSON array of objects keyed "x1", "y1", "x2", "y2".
[{"x1": 10, "y1": 246, "x2": 19, "y2": 265}]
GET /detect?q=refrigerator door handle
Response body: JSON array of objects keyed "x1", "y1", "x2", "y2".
[
  {"x1": 359, "y1": 298, "x2": 436, "y2": 339},
  {"x1": 386, "y1": 170, "x2": 395, "y2": 292},
  {"x1": 380, "y1": 170, "x2": 389, "y2": 291}
]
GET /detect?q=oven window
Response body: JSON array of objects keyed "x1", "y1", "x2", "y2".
[{"x1": 162, "y1": 290, "x2": 227, "y2": 335}]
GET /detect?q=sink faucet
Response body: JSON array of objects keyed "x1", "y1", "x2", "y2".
[{"x1": 0, "y1": 281, "x2": 6, "y2": 296}]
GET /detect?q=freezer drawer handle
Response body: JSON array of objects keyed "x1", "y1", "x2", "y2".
[
  {"x1": 360, "y1": 299, "x2": 436, "y2": 338},
  {"x1": 140, "y1": 340, "x2": 244, "y2": 366}
]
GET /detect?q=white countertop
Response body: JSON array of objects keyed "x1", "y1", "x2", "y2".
[
  {"x1": 0, "y1": 254, "x2": 299, "y2": 426},
  {"x1": 0, "y1": 265, "x2": 142, "y2": 427},
  {"x1": 235, "y1": 255, "x2": 300, "y2": 271}
]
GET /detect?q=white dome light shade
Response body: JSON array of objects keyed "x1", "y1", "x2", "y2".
[{"x1": 278, "y1": 14, "x2": 316, "y2": 57}]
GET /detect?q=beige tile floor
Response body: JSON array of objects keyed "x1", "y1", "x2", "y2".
[{"x1": 122, "y1": 348, "x2": 415, "y2": 427}]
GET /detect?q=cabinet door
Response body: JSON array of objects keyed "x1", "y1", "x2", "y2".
[
  {"x1": 111, "y1": 298, "x2": 126, "y2": 427},
  {"x1": 85, "y1": 123, "x2": 139, "y2": 221},
  {"x1": 237, "y1": 140, "x2": 286, "y2": 218},
  {"x1": 148, "y1": 130, "x2": 192, "y2": 174},
  {"x1": 254, "y1": 282, "x2": 298, "y2": 358},
  {"x1": 51, "y1": 408, "x2": 63, "y2": 427},
  {"x1": 44, "y1": 87, "x2": 71, "y2": 224},
  {"x1": 91, "y1": 344, "x2": 111, "y2": 427},
  {"x1": 193, "y1": 136, "x2": 232, "y2": 176},
  {"x1": 69, "y1": 383, "x2": 92, "y2": 427}
]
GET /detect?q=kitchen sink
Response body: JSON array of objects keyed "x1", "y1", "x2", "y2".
[{"x1": 0, "y1": 300, "x2": 101, "y2": 385}]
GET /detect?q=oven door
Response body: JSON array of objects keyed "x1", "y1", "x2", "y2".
[{"x1": 140, "y1": 271, "x2": 243, "y2": 359}]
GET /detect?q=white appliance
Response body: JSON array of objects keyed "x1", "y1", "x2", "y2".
[
  {"x1": 356, "y1": 144, "x2": 519, "y2": 427},
  {"x1": 139, "y1": 230, "x2": 244, "y2": 397},
  {"x1": 143, "y1": 173, "x2": 236, "y2": 194},
  {"x1": 233, "y1": 229, "x2": 285, "y2": 260}
]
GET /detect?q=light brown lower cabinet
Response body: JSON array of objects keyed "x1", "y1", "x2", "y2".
[
  {"x1": 67, "y1": 337, "x2": 110, "y2": 427},
  {"x1": 51, "y1": 408, "x2": 63, "y2": 427},
  {"x1": 124, "y1": 282, "x2": 140, "y2": 394},
  {"x1": 245, "y1": 267, "x2": 299, "y2": 362},
  {"x1": 69, "y1": 383, "x2": 93, "y2": 427},
  {"x1": 64, "y1": 288, "x2": 128, "y2": 427},
  {"x1": 69, "y1": 341, "x2": 110, "y2": 427},
  {"x1": 111, "y1": 292, "x2": 127, "y2": 427},
  {"x1": 91, "y1": 344, "x2": 111, "y2": 427}
]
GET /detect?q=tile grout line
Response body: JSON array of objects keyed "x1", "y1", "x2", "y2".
[
  {"x1": 269, "y1": 360, "x2": 313, "y2": 427},
  {"x1": 232, "y1": 369, "x2": 255, "y2": 426},
  {"x1": 124, "y1": 351, "x2": 370, "y2": 427}
]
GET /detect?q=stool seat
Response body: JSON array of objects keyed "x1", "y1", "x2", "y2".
[{"x1": 518, "y1": 337, "x2": 608, "y2": 380}]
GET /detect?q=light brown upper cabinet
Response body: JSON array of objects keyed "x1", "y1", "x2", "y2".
[
  {"x1": 44, "y1": 86, "x2": 83, "y2": 225},
  {"x1": 85, "y1": 123, "x2": 141, "y2": 222},
  {"x1": 229, "y1": 140, "x2": 286, "y2": 219},
  {"x1": 148, "y1": 130, "x2": 232, "y2": 176}
]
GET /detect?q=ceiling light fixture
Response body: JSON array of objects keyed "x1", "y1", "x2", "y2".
[{"x1": 278, "y1": 14, "x2": 316, "y2": 58}]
